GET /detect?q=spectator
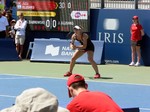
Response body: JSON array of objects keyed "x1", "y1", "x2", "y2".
[
  {"x1": 129, "y1": 16, "x2": 144, "y2": 66},
  {"x1": 64, "y1": 25, "x2": 101, "y2": 79},
  {"x1": 11, "y1": 1, "x2": 17, "y2": 20},
  {"x1": 0, "y1": 10, "x2": 9, "y2": 38},
  {"x1": 0, "y1": 87, "x2": 69, "y2": 112},
  {"x1": 66, "y1": 74, "x2": 123, "y2": 112},
  {"x1": 2, "y1": 9, "x2": 6, "y2": 16},
  {"x1": 14, "y1": 12, "x2": 27, "y2": 59},
  {"x1": 5, "y1": 10, "x2": 13, "y2": 26},
  {"x1": 8, "y1": 19, "x2": 16, "y2": 38}
]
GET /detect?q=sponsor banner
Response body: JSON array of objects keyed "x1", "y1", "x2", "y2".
[
  {"x1": 17, "y1": 11, "x2": 56, "y2": 17},
  {"x1": 71, "y1": 11, "x2": 88, "y2": 20},
  {"x1": 90, "y1": 9, "x2": 150, "y2": 65},
  {"x1": 30, "y1": 39, "x2": 104, "y2": 64}
]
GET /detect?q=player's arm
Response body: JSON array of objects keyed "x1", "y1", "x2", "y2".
[
  {"x1": 70, "y1": 34, "x2": 76, "y2": 45},
  {"x1": 70, "y1": 34, "x2": 76, "y2": 50}
]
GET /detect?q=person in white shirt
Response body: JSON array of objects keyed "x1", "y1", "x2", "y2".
[
  {"x1": 14, "y1": 13, "x2": 27, "y2": 59},
  {"x1": 0, "y1": 10, "x2": 9, "y2": 38}
]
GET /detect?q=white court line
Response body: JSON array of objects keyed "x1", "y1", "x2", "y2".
[
  {"x1": 0, "y1": 95, "x2": 16, "y2": 98},
  {"x1": 0, "y1": 74, "x2": 150, "y2": 87},
  {"x1": 0, "y1": 77, "x2": 37, "y2": 80},
  {"x1": 140, "y1": 108, "x2": 150, "y2": 111}
]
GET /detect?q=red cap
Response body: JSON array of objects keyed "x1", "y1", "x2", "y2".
[
  {"x1": 67, "y1": 74, "x2": 85, "y2": 87},
  {"x1": 132, "y1": 16, "x2": 138, "y2": 19},
  {"x1": 67, "y1": 74, "x2": 88, "y2": 97}
]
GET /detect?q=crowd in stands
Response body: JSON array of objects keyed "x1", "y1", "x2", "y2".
[
  {"x1": 0, "y1": 0, "x2": 27, "y2": 60},
  {"x1": 0, "y1": 0, "x2": 17, "y2": 38},
  {"x1": 1, "y1": 0, "x2": 17, "y2": 20}
]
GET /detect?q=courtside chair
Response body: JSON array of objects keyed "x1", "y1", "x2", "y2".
[{"x1": 26, "y1": 42, "x2": 34, "y2": 59}]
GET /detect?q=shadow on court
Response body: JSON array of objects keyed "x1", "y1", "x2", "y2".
[{"x1": 88, "y1": 76, "x2": 113, "y2": 79}]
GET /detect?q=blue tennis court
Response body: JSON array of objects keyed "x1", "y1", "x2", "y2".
[{"x1": 0, "y1": 74, "x2": 150, "y2": 112}]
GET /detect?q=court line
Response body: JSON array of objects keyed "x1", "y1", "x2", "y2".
[
  {"x1": 140, "y1": 108, "x2": 150, "y2": 111},
  {"x1": 0, "y1": 77, "x2": 35, "y2": 80},
  {"x1": 0, "y1": 95, "x2": 16, "y2": 98},
  {"x1": 1, "y1": 94, "x2": 150, "y2": 111},
  {"x1": 0, "y1": 74, "x2": 150, "y2": 87}
]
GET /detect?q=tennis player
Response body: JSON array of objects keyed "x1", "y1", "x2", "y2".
[
  {"x1": 66, "y1": 74, "x2": 123, "y2": 112},
  {"x1": 64, "y1": 25, "x2": 101, "y2": 79}
]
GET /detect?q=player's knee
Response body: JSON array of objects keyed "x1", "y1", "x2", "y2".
[
  {"x1": 88, "y1": 57, "x2": 93, "y2": 62},
  {"x1": 71, "y1": 57, "x2": 76, "y2": 62}
]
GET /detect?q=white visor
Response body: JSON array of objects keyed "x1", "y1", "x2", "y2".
[{"x1": 73, "y1": 25, "x2": 81, "y2": 30}]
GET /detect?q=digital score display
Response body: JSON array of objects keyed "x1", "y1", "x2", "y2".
[{"x1": 16, "y1": 0, "x2": 89, "y2": 32}]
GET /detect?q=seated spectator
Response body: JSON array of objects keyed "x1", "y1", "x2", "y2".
[
  {"x1": 5, "y1": 10, "x2": 13, "y2": 26},
  {"x1": 66, "y1": 74, "x2": 123, "y2": 112},
  {"x1": 1, "y1": 87, "x2": 69, "y2": 112},
  {"x1": 8, "y1": 19, "x2": 16, "y2": 38}
]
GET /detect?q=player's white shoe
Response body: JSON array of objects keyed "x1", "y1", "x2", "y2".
[
  {"x1": 135, "y1": 62, "x2": 140, "y2": 67},
  {"x1": 129, "y1": 62, "x2": 135, "y2": 66}
]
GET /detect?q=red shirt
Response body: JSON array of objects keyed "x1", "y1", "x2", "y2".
[
  {"x1": 130, "y1": 24, "x2": 143, "y2": 41},
  {"x1": 67, "y1": 90, "x2": 123, "y2": 112}
]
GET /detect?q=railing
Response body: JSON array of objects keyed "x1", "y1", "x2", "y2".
[{"x1": 90, "y1": 0, "x2": 150, "y2": 9}]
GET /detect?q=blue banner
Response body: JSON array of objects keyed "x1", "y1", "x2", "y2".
[
  {"x1": 90, "y1": 9, "x2": 150, "y2": 65},
  {"x1": 0, "y1": 39, "x2": 19, "y2": 61},
  {"x1": 30, "y1": 39, "x2": 104, "y2": 64}
]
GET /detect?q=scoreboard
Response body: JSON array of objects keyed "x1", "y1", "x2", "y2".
[{"x1": 16, "y1": 0, "x2": 89, "y2": 32}]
